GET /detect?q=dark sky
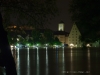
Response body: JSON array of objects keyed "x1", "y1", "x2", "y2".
[
  {"x1": 2, "y1": 0, "x2": 73, "y2": 32},
  {"x1": 46, "y1": 0, "x2": 73, "y2": 32}
]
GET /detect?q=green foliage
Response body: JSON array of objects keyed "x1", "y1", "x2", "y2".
[
  {"x1": 7, "y1": 28, "x2": 62, "y2": 46},
  {"x1": 31, "y1": 29, "x2": 55, "y2": 45},
  {"x1": 43, "y1": 29, "x2": 54, "y2": 44},
  {"x1": 32, "y1": 29, "x2": 41, "y2": 44},
  {"x1": 7, "y1": 31, "x2": 17, "y2": 45},
  {"x1": 69, "y1": 0, "x2": 100, "y2": 43},
  {"x1": 53, "y1": 37, "x2": 61, "y2": 45}
]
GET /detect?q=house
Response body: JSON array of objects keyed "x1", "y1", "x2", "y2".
[{"x1": 68, "y1": 23, "x2": 82, "y2": 47}]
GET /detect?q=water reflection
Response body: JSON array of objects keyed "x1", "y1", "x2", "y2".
[
  {"x1": 11, "y1": 47, "x2": 100, "y2": 75},
  {"x1": 27, "y1": 48, "x2": 30, "y2": 75},
  {"x1": 11, "y1": 48, "x2": 17, "y2": 65},
  {"x1": 70, "y1": 49, "x2": 73, "y2": 75},
  {"x1": 62, "y1": 47, "x2": 65, "y2": 75},
  {"x1": 36, "y1": 48, "x2": 39, "y2": 75},
  {"x1": 17, "y1": 48, "x2": 20, "y2": 75},
  {"x1": 56, "y1": 48, "x2": 59, "y2": 75},
  {"x1": 87, "y1": 48, "x2": 90, "y2": 75},
  {"x1": 45, "y1": 47, "x2": 48, "y2": 75}
]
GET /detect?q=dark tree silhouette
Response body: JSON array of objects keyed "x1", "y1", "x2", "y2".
[
  {"x1": 69, "y1": 0, "x2": 100, "y2": 43},
  {"x1": 0, "y1": 13, "x2": 17, "y2": 75},
  {"x1": 1, "y1": 0, "x2": 58, "y2": 29}
]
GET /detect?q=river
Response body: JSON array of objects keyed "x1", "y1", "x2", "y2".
[{"x1": 11, "y1": 47, "x2": 100, "y2": 75}]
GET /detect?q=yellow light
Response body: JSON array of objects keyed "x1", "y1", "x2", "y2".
[
  {"x1": 69, "y1": 43, "x2": 74, "y2": 48},
  {"x1": 14, "y1": 26, "x2": 17, "y2": 28}
]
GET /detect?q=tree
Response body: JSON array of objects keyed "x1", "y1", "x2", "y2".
[
  {"x1": 7, "y1": 31, "x2": 18, "y2": 45},
  {"x1": 31, "y1": 29, "x2": 55, "y2": 45},
  {"x1": 69, "y1": 0, "x2": 100, "y2": 43},
  {"x1": 32, "y1": 29, "x2": 41, "y2": 44},
  {"x1": 0, "y1": 13, "x2": 17, "y2": 75},
  {"x1": 53, "y1": 37, "x2": 61, "y2": 45},
  {"x1": 43, "y1": 29, "x2": 54, "y2": 44},
  {"x1": 1, "y1": 0, "x2": 58, "y2": 29},
  {"x1": 0, "y1": 0, "x2": 58, "y2": 75}
]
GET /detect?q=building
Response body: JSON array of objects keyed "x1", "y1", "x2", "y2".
[
  {"x1": 54, "y1": 22, "x2": 82, "y2": 47},
  {"x1": 68, "y1": 23, "x2": 82, "y2": 47},
  {"x1": 54, "y1": 21, "x2": 69, "y2": 44}
]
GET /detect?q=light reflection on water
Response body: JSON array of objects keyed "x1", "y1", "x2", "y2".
[
  {"x1": 62, "y1": 47, "x2": 65, "y2": 73},
  {"x1": 27, "y1": 48, "x2": 30, "y2": 75},
  {"x1": 87, "y1": 48, "x2": 90, "y2": 75},
  {"x1": 36, "y1": 47, "x2": 39, "y2": 75},
  {"x1": 70, "y1": 49, "x2": 73, "y2": 75},
  {"x1": 46, "y1": 47, "x2": 48, "y2": 75},
  {"x1": 57, "y1": 48, "x2": 59, "y2": 75},
  {"x1": 17, "y1": 48, "x2": 20, "y2": 75},
  {"x1": 10, "y1": 48, "x2": 100, "y2": 75}
]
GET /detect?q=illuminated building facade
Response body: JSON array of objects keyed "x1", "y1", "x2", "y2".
[
  {"x1": 58, "y1": 21, "x2": 64, "y2": 31},
  {"x1": 55, "y1": 22, "x2": 82, "y2": 47},
  {"x1": 54, "y1": 21, "x2": 69, "y2": 44},
  {"x1": 68, "y1": 23, "x2": 82, "y2": 47}
]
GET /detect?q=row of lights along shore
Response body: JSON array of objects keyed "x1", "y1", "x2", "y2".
[{"x1": 10, "y1": 43, "x2": 92, "y2": 49}]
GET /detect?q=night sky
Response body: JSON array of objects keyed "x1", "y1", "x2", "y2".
[{"x1": 46, "y1": 0, "x2": 73, "y2": 32}]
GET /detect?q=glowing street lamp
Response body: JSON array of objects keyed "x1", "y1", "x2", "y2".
[{"x1": 69, "y1": 43, "x2": 74, "y2": 48}]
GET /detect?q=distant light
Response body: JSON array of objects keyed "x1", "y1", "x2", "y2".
[
  {"x1": 45, "y1": 44, "x2": 48, "y2": 46},
  {"x1": 14, "y1": 25, "x2": 17, "y2": 28},
  {"x1": 70, "y1": 43, "x2": 74, "y2": 46},
  {"x1": 10, "y1": 45, "x2": 14, "y2": 48},
  {"x1": 37, "y1": 44, "x2": 39, "y2": 46},
  {"x1": 69, "y1": 43, "x2": 74, "y2": 48},
  {"x1": 86, "y1": 44, "x2": 91, "y2": 47},
  {"x1": 27, "y1": 44, "x2": 29, "y2": 46},
  {"x1": 17, "y1": 38, "x2": 19, "y2": 41}
]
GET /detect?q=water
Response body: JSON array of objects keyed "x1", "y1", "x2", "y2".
[{"x1": 11, "y1": 47, "x2": 100, "y2": 75}]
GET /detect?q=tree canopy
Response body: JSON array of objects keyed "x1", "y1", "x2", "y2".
[
  {"x1": 69, "y1": 0, "x2": 100, "y2": 42},
  {"x1": 0, "y1": 1, "x2": 58, "y2": 75},
  {"x1": 0, "y1": 0, "x2": 58, "y2": 28}
]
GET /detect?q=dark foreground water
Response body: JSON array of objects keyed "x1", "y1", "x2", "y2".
[{"x1": 11, "y1": 47, "x2": 100, "y2": 75}]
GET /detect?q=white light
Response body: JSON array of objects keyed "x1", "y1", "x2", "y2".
[
  {"x1": 86, "y1": 44, "x2": 91, "y2": 47},
  {"x1": 70, "y1": 43, "x2": 74, "y2": 48},
  {"x1": 45, "y1": 44, "x2": 48, "y2": 46},
  {"x1": 17, "y1": 38, "x2": 19, "y2": 41},
  {"x1": 10, "y1": 45, "x2": 13, "y2": 48}
]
